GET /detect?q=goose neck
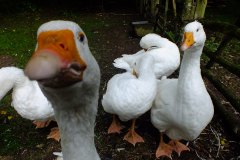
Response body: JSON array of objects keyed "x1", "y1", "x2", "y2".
[
  {"x1": 55, "y1": 104, "x2": 99, "y2": 160},
  {"x1": 178, "y1": 47, "x2": 203, "y2": 80},
  {"x1": 41, "y1": 81, "x2": 100, "y2": 160}
]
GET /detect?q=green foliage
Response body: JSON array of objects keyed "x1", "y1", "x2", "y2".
[
  {"x1": 205, "y1": 36, "x2": 220, "y2": 52},
  {"x1": 165, "y1": 31, "x2": 177, "y2": 43}
]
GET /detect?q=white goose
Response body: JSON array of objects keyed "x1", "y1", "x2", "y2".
[
  {"x1": 0, "y1": 66, "x2": 60, "y2": 140},
  {"x1": 102, "y1": 54, "x2": 157, "y2": 146},
  {"x1": 113, "y1": 33, "x2": 180, "y2": 78},
  {"x1": 151, "y1": 21, "x2": 214, "y2": 158},
  {"x1": 24, "y1": 20, "x2": 100, "y2": 160}
]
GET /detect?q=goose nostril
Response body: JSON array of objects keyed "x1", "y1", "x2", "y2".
[{"x1": 59, "y1": 43, "x2": 68, "y2": 51}]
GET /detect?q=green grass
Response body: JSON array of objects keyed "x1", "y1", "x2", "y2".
[
  {"x1": 0, "y1": 95, "x2": 40, "y2": 155},
  {"x1": 0, "y1": 27, "x2": 35, "y2": 67}
]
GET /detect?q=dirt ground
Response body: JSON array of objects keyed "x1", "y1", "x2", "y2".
[{"x1": 0, "y1": 2, "x2": 240, "y2": 160}]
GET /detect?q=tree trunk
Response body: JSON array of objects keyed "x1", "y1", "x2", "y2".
[
  {"x1": 151, "y1": 0, "x2": 160, "y2": 17},
  {"x1": 195, "y1": 0, "x2": 207, "y2": 19},
  {"x1": 182, "y1": 0, "x2": 195, "y2": 21},
  {"x1": 182, "y1": 0, "x2": 207, "y2": 21}
]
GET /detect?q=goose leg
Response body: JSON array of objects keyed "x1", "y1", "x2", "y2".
[
  {"x1": 33, "y1": 120, "x2": 51, "y2": 128},
  {"x1": 168, "y1": 140, "x2": 190, "y2": 156},
  {"x1": 123, "y1": 119, "x2": 144, "y2": 146},
  {"x1": 108, "y1": 115, "x2": 124, "y2": 134},
  {"x1": 155, "y1": 132, "x2": 173, "y2": 159},
  {"x1": 47, "y1": 127, "x2": 60, "y2": 142}
]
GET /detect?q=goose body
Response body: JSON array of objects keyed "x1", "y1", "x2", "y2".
[
  {"x1": 102, "y1": 54, "x2": 157, "y2": 145},
  {"x1": 25, "y1": 20, "x2": 100, "y2": 160},
  {"x1": 0, "y1": 66, "x2": 54, "y2": 121},
  {"x1": 102, "y1": 54, "x2": 157, "y2": 121},
  {"x1": 113, "y1": 33, "x2": 180, "y2": 78},
  {"x1": 150, "y1": 21, "x2": 214, "y2": 158}
]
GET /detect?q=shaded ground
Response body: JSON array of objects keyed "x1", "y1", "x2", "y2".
[{"x1": 0, "y1": 1, "x2": 240, "y2": 160}]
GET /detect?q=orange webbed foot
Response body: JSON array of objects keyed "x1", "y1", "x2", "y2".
[
  {"x1": 33, "y1": 120, "x2": 51, "y2": 128},
  {"x1": 47, "y1": 127, "x2": 60, "y2": 142},
  {"x1": 168, "y1": 140, "x2": 190, "y2": 156},
  {"x1": 156, "y1": 141, "x2": 173, "y2": 159},
  {"x1": 108, "y1": 115, "x2": 124, "y2": 134},
  {"x1": 123, "y1": 128, "x2": 144, "y2": 146}
]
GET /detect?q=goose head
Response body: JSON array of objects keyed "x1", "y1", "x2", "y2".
[
  {"x1": 24, "y1": 20, "x2": 100, "y2": 160},
  {"x1": 24, "y1": 20, "x2": 91, "y2": 88},
  {"x1": 140, "y1": 33, "x2": 162, "y2": 51},
  {"x1": 181, "y1": 21, "x2": 206, "y2": 53}
]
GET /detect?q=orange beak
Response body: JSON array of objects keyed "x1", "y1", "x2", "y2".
[
  {"x1": 181, "y1": 32, "x2": 194, "y2": 51},
  {"x1": 25, "y1": 30, "x2": 87, "y2": 87}
]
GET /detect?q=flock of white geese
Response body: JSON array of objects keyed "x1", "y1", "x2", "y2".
[{"x1": 0, "y1": 20, "x2": 214, "y2": 159}]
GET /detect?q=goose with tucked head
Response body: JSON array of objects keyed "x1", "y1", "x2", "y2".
[
  {"x1": 102, "y1": 54, "x2": 157, "y2": 146},
  {"x1": 25, "y1": 20, "x2": 100, "y2": 160},
  {"x1": 151, "y1": 21, "x2": 214, "y2": 158},
  {"x1": 113, "y1": 33, "x2": 180, "y2": 79}
]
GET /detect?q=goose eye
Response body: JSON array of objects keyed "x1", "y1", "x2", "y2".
[
  {"x1": 78, "y1": 33, "x2": 85, "y2": 42},
  {"x1": 196, "y1": 28, "x2": 199, "y2": 32}
]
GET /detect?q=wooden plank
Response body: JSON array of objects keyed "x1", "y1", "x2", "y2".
[
  {"x1": 204, "y1": 18, "x2": 240, "y2": 69},
  {"x1": 202, "y1": 70, "x2": 240, "y2": 113},
  {"x1": 205, "y1": 35, "x2": 232, "y2": 69},
  {"x1": 204, "y1": 48, "x2": 240, "y2": 78},
  {"x1": 208, "y1": 90, "x2": 240, "y2": 138}
]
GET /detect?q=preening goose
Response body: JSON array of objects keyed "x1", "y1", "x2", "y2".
[
  {"x1": 151, "y1": 21, "x2": 214, "y2": 158},
  {"x1": 24, "y1": 20, "x2": 100, "y2": 160},
  {"x1": 113, "y1": 33, "x2": 180, "y2": 78},
  {"x1": 102, "y1": 54, "x2": 157, "y2": 146},
  {"x1": 0, "y1": 66, "x2": 60, "y2": 140}
]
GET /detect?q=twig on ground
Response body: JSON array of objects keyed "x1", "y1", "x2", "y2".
[
  {"x1": 210, "y1": 125, "x2": 221, "y2": 157},
  {"x1": 195, "y1": 150, "x2": 207, "y2": 160}
]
